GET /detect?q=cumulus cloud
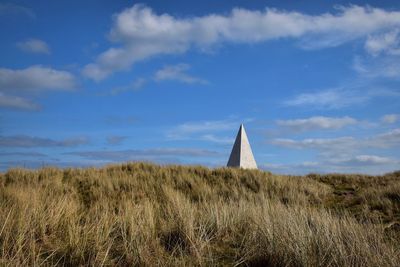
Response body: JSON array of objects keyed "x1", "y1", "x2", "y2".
[
  {"x1": 83, "y1": 4, "x2": 400, "y2": 80},
  {"x1": 381, "y1": 114, "x2": 399, "y2": 124},
  {"x1": 0, "y1": 135, "x2": 89, "y2": 147},
  {"x1": 276, "y1": 116, "x2": 357, "y2": 132},
  {"x1": 0, "y1": 65, "x2": 76, "y2": 93},
  {"x1": 0, "y1": 93, "x2": 40, "y2": 111},
  {"x1": 154, "y1": 64, "x2": 207, "y2": 84},
  {"x1": 17, "y1": 39, "x2": 51, "y2": 54},
  {"x1": 0, "y1": 66, "x2": 76, "y2": 111}
]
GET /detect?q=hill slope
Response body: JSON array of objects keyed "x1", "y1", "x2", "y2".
[{"x1": 0, "y1": 163, "x2": 399, "y2": 266}]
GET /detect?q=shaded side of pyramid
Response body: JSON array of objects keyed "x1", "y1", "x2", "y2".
[{"x1": 227, "y1": 124, "x2": 258, "y2": 169}]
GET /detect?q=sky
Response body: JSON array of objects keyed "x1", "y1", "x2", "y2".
[{"x1": 0, "y1": 0, "x2": 400, "y2": 174}]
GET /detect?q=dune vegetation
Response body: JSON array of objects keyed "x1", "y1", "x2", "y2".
[{"x1": 0, "y1": 162, "x2": 399, "y2": 266}]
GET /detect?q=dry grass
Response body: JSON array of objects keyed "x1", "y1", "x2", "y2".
[{"x1": 0, "y1": 162, "x2": 399, "y2": 266}]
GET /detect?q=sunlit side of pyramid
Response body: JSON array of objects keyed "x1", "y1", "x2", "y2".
[{"x1": 227, "y1": 124, "x2": 258, "y2": 169}]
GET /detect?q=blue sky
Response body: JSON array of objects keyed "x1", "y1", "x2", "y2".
[{"x1": 1, "y1": 0, "x2": 399, "y2": 174}]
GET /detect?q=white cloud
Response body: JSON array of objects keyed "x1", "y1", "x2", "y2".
[
  {"x1": 0, "y1": 66, "x2": 77, "y2": 111},
  {"x1": 0, "y1": 65, "x2": 76, "y2": 93},
  {"x1": 353, "y1": 55, "x2": 400, "y2": 78},
  {"x1": 171, "y1": 120, "x2": 239, "y2": 136},
  {"x1": 332, "y1": 155, "x2": 396, "y2": 165},
  {"x1": 374, "y1": 128, "x2": 400, "y2": 148},
  {"x1": 284, "y1": 86, "x2": 400, "y2": 109},
  {"x1": 0, "y1": 3, "x2": 35, "y2": 18},
  {"x1": 103, "y1": 115, "x2": 137, "y2": 125},
  {"x1": 106, "y1": 135, "x2": 128, "y2": 145},
  {"x1": 168, "y1": 119, "x2": 238, "y2": 139},
  {"x1": 167, "y1": 118, "x2": 251, "y2": 145},
  {"x1": 154, "y1": 63, "x2": 207, "y2": 84},
  {"x1": 200, "y1": 134, "x2": 234, "y2": 144},
  {"x1": 0, "y1": 93, "x2": 40, "y2": 111},
  {"x1": 272, "y1": 136, "x2": 356, "y2": 150},
  {"x1": 381, "y1": 114, "x2": 399, "y2": 124},
  {"x1": 276, "y1": 116, "x2": 357, "y2": 132},
  {"x1": 291, "y1": 89, "x2": 360, "y2": 109},
  {"x1": 16, "y1": 39, "x2": 50, "y2": 54},
  {"x1": 83, "y1": 5, "x2": 400, "y2": 80},
  {"x1": 272, "y1": 128, "x2": 400, "y2": 150},
  {"x1": 261, "y1": 155, "x2": 398, "y2": 175},
  {"x1": 108, "y1": 78, "x2": 146, "y2": 95},
  {"x1": 0, "y1": 152, "x2": 47, "y2": 157},
  {"x1": 67, "y1": 148, "x2": 220, "y2": 161},
  {"x1": 283, "y1": 88, "x2": 367, "y2": 109},
  {"x1": 0, "y1": 135, "x2": 89, "y2": 147},
  {"x1": 360, "y1": 30, "x2": 400, "y2": 79},
  {"x1": 365, "y1": 30, "x2": 400, "y2": 56}
]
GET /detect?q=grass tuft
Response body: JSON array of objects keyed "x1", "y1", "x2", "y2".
[{"x1": 0, "y1": 162, "x2": 399, "y2": 266}]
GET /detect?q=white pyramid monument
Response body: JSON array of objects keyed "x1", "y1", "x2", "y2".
[{"x1": 227, "y1": 124, "x2": 258, "y2": 169}]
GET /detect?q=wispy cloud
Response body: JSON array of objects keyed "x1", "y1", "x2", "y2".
[
  {"x1": 374, "y1": 128, "x2": 400, "y2": 148},
  {"x1": 272, "y1": 136, "x2": 356, "y2": 150},
  {"x1": 0, "y1": 151, "x2": 47, "y2": 157},
  {"x1": 271, "y1": 128, "x2": 400, "y2": 151},
  {"x1": 200, "y1": 134, "x2": 234, "y2": 144},
  {"x1": 359, "y1": 30, "x2": 400, "y2": 79},
  {"x1": 106, "y1": 135, "x2": 128, "y2": 145},
  {"x1": 0, "y1": 135, "x2": 89, "y2": 147},
  {"x1": 276, "y1": 116, "x2": 357, "y2": 132},
  {"x1": 154, "y1": 64, "x2": 207, "y2": 84},
  {"x1": 364, "y1": 30, "x2": 400, "y2": 56},
  {"x1": 261, "y1": 154, "x2": 399, "y2": 175},
  {"x1": 331, "y1": 155, "x2": 397, "y2": 166},
  {"x1": 353, "y1": 55, "x2": 400, "y2": 79},
  {"x1": 108, "y1": 78, "x2": 146, "y2": 95},
  {"x1": 261, "y1": 161, "x2": 320, "y2": 174},
  {"x1": 0, "y1": 93, "x2": 40, "y2": 111},
  {"x1": 67, "y1": 148, "x2": 220, "y2": 161},
  {"x1": 381, "y1": 114, "x2": 399, "y2": 124},
  {"x1": 103, "y1": 115, "x2": 137, "y2": 126},
  {"x1": 167, "y1": 119, "x2": 240, "y2": 140},
  {"x1": 17, "y1": 39, "x2": 50, "y2": 54},
  {"x1": 83, "y1": 5, "x2": 400, "y2": 80},
  {"x1": 0, "y1": 3, "x2": 35, "y2": 18},
  {"x1": 283, "y1": 88, "x2": 366, "y2": 109},
  {"x1": 0, "y1": 159, "x2": 109, "y2": 171},
  {"x1": 284, "y1": 86, "x2": 400, "y2": 109}
]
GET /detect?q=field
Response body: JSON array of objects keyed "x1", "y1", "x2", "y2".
[{"x1": 0, "y1": 163, "x2": 399, "y2": 266}]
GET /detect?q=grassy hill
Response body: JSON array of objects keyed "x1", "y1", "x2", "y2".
[{"x1": 0, "y1": 163, "x2": 399, "y2": 266}]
